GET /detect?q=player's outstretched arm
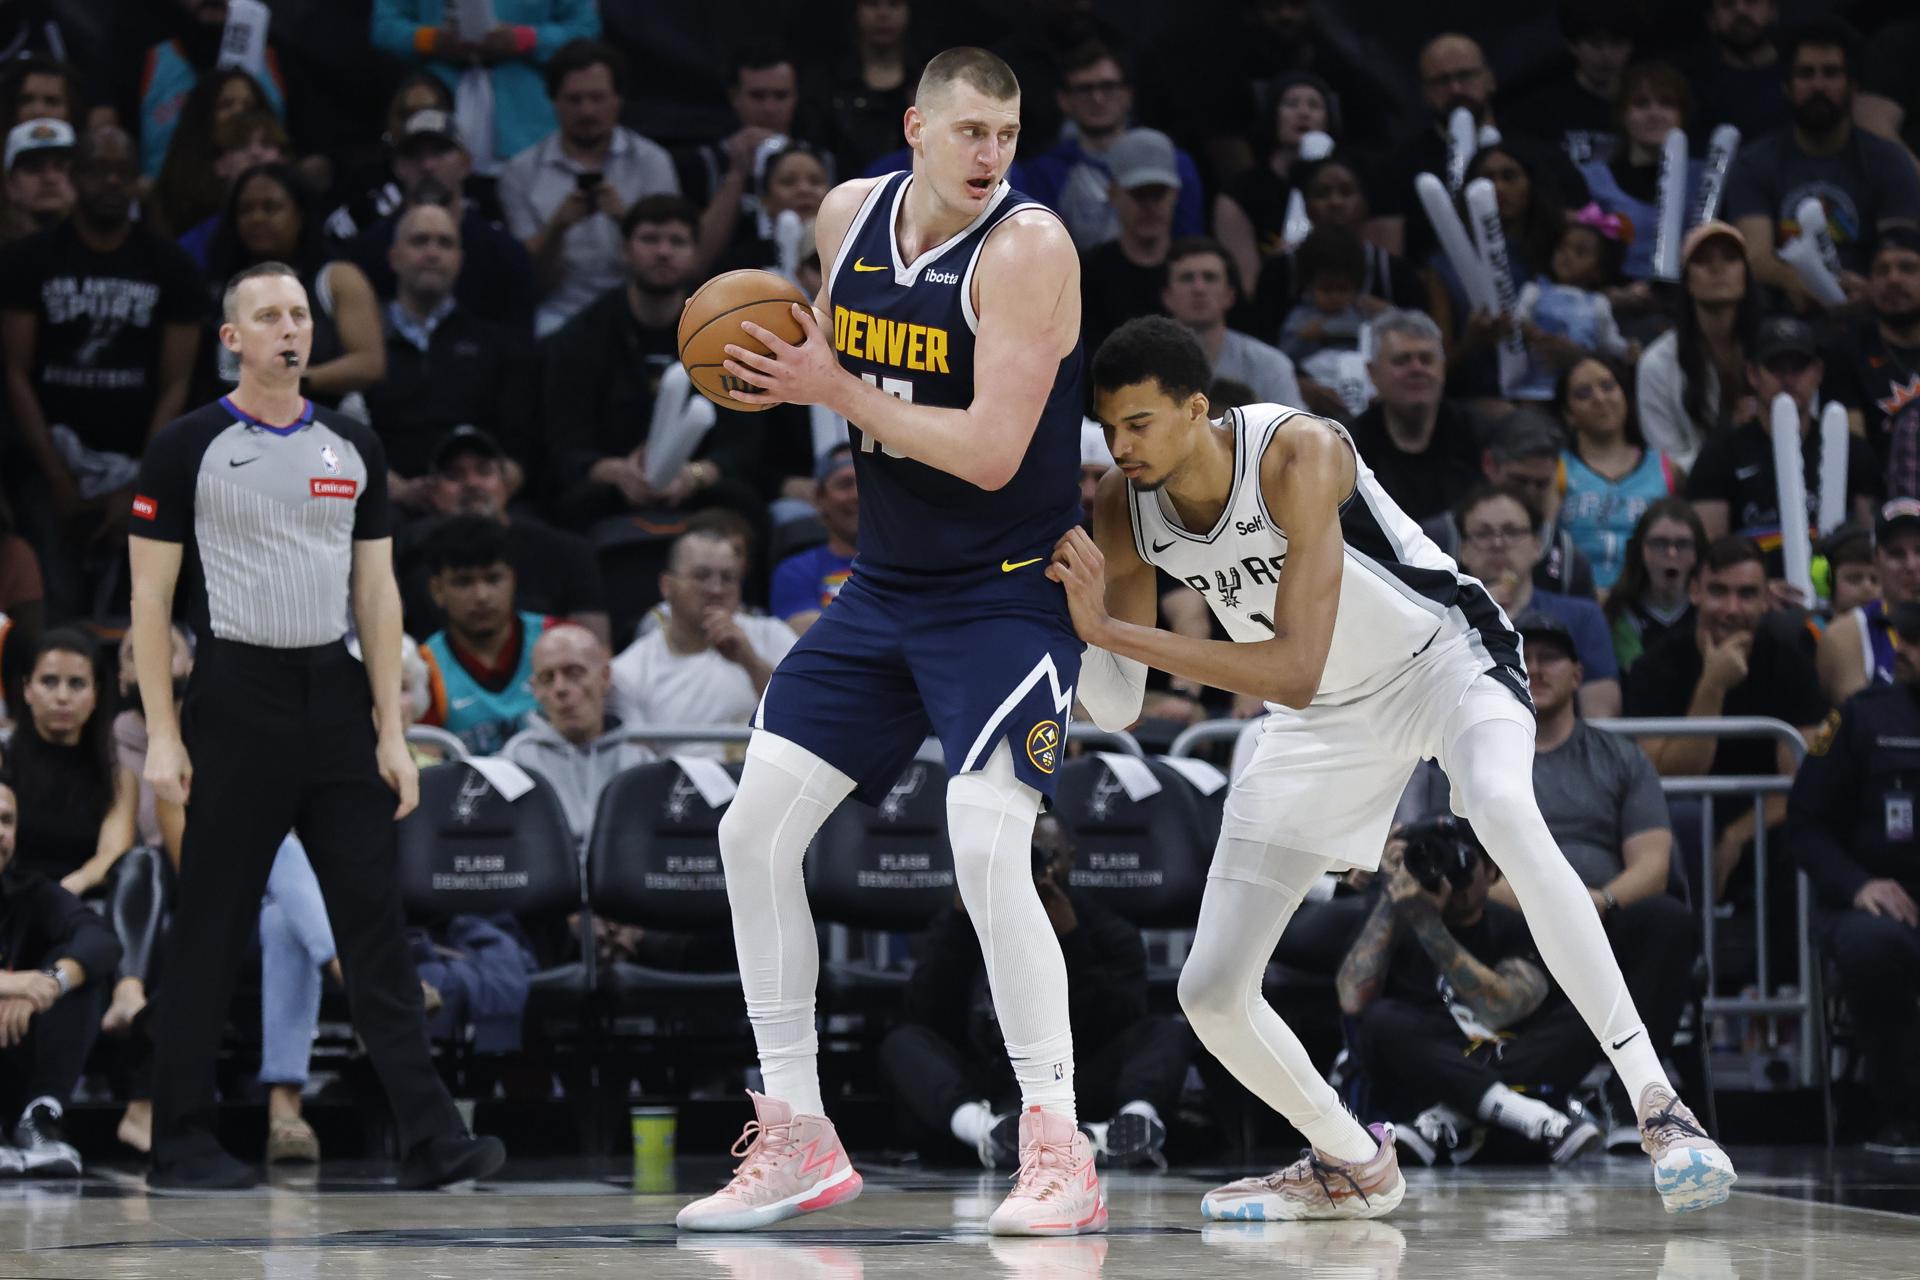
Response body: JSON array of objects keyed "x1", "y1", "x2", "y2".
[
  {"x1": 724, "y1": 209, "x2": 1079, "y2": 491},
  {"x1": 1047, "y1": 419, "x2": 1353, "y2": 708},
  {"x1": 1064, "y1": 467, "x2": 1156, "y2": 730}
]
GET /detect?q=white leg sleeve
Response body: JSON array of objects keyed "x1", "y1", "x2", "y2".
[
  {"x1": 1179, "y1": 850, "x2": 1377, "y2": 1163},
  {"x1": 716, "y1": 731, "x2": 856, "y2": 1119},
  {"x1": 1441, "y1": 707, "x2": 1672, "y2": 1101},
  {"x1": 946, "y1": 739, "x2": 1076, "y2": 1121}
]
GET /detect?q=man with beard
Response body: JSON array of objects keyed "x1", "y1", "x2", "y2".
[
  {"x1": 1825, "y1": 229, "x2": 1920, "y2": 498},
  {"x1": 497, "y1": 40, "x2": 678, "y2": 337},
  {"x1": 0, "y1": 125, "x2": 202, "y2": 619},
  {"x1": 1788, "y1": 598, "x2": 1920, "y2": 1155},
  {"x1": 0, "y1": 117, "x2": 74, "y2": 243},
  {"x1": 135, "y1": 0, "x2": 288, "y2": 179},
  {"x1": 1687, "y1": 0, "x2": 1790, "y2": 142},
  {"x1": 362, "y1": 202, "x2": 534, "y2": 495},
  {"x1": 1725, "y1": 17, "x2": 1920, "y2": 311},
  {"x1": 396, "y1": 425, "x2": 609, "y2": 647}
]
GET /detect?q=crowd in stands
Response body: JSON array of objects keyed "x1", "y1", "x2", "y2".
[{"x1": 0, "y1": 0, "x2": 1916, "y2": 1174}]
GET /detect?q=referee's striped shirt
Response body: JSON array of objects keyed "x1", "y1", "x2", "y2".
[{"x1": 130, "y1": 396, "x2": 392, "y2": 648}]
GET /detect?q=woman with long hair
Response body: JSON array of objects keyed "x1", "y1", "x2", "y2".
[
  {"x1": 149, "y1": 68, "x2": 274, "y2": 238},
  {"x1": 1580, "y1": 62, "x2": 1695, "y2": 289},
  {"x1": 1554, "y1": 357, "x2": 1676, "y2": 593},
  {"x1": 1214, "y1": 72, "x2": 1338, "y2": 297},
  {"x1": 202, "y1": 163, "x2": 385, "y2": 403},
  {"x1": 1248, "y1": 151, "x2": 1424, "y2": 339},
  {"x1": 1635, "y1": 222, "x2": 1760, "y2": 471},
  {"x1": 1604, "y1": 497, "x2": 1707, "y2": 673}
]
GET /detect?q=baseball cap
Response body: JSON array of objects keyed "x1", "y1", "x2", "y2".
[
  {"x1": 813, "y1": 445, "x2": 854, "y2": 484},
  {"x1": 1514, "y1": 610, "x2": 1577, "y2": 661},
  {"x1": 5, "y1": 117, "x2": 74, "y2": 173},
  {"x1": 1752, "y1": 315, "x2": 1817, "y2": 364},
  {"x1": 1107, "y1": 128, "x2": 1181, "y2": 191},
  {"x1": 1680, "y1": 219, "x2": 1745, "y2": 264},
  {"x1": 1876, "y1": 497, "x2": 1920, "y2": 545},
  {"x1": 431, "y1": 424, "x2": 502, "y2": 471},
  {"x1": 399, "y1": 109, "x2": 460, "y2": 150}
]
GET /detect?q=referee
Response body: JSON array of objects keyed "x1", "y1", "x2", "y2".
[{"x1": 129, "y1": 261, "x2": 504, "y2": 1190}]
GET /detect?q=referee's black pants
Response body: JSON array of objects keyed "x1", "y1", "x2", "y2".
[{"x1": 151, "y1": 639, "x2": 463, "y2": 1167}]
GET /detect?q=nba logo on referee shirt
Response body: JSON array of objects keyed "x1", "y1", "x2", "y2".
[{"x1": 319, "y1": 444, "x2": 341, "y2": 474}]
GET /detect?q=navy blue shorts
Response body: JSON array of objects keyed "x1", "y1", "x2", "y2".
[{"x1": 755, "y1": 560, "x2": 1082, "y2": 804}]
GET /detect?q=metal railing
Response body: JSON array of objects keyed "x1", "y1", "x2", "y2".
[{"x1": 405, "y1": 725, "x2": 470, "y2": 759}]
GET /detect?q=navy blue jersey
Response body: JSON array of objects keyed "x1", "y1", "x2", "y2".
[{"x1": 827, "y1": 171, "x2": 1083, "y2": 575}]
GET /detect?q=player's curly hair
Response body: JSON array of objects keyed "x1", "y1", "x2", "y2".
[{"x1": 1090, "y1": 316, "x2": 1213, "y2": 403}]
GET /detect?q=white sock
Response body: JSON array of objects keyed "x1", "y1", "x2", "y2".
[
  {"x1": 1179, "y1": 861, "x2": 1379, "y2": 1165},
  {"x1": 1118, "y1": 1099, "x2": 1161, "y2": 1126},
  {"x1": 718, "y1": 732, "x2": 855, "y2": 1120},
  {"x1": 950, "y1": 1099, "x2": 995, "y2": 1148},
  {"x1": 947, "y1": 742, "x2": 1076, "y2": 1124},
  {"x1": 1443, "y1": 710, "x2": 1674, "y2": 1104},
  {"x1": 1476, "y1": 1083, "x2": 1562, "y2": 1140}
]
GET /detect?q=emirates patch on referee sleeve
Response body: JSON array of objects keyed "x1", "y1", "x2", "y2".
[
  {"x1": 310, "y1": 478, "x2": 359, "y2": 499},
  {"x1": 131, "y1": 495, "x2": 157, "y2": 520}
]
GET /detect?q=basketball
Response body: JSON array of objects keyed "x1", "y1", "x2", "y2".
[{"x1": 677, "y1": 269, "x2": 812, "y2": 413}]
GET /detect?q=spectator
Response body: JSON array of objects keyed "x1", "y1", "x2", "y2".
[
  {"x1": 878, "y1": 812, "x2": 1188, "y2": 1169},
  {"x1": 1824, "y1": 228, "x2": 1920, "y2": 498},
  {"x1": 398, "y1": 426, "x2": 609, "y2": 647},
  {"x1": 1624, "y1": 536, "x2": 1827, "y2": 896},
  {"x1": 202, "y1": 163, "x2": 386, "y2": 405},
  {"x1": 0, "y1": 117, "x2": 72, "y2": 244},
  {"x1": 683, "y1": 41, "x2": 810, "y2": 274},
  {"x1": 1605, "y1": 497, "x2": 1705, "y2": 673},
  {"x1": 1452, "y1": 483, "x2": 1621, "y2": 717},
  {"x1": 1080, "y1": 128, "x2": 1181, "y2": 355},
  {"x1": 1579, "y1": 62, "x2": 1694, "y2": 286},
  {"x1": 716, "y1": 142, "x2": 830, "y2": 280},
  {"x1": 1636, "y1": 221, "x2": 1760, "y2": 471},
  {"x1": 609, "y1": 529, "x2": 795, "y2": 758},
  {"x1": 0, "y1": 125, "x2": 202, "y2": 621},
  {"x1": 350, "y1": 112, "x2": 538, "y2": 336},
  {"x1": 135, "y1": 2, "x2": 287, "y2": 178},
  {"x1": 1685, "y1": 316, "x2": 1877, "y2": 565},
  {"x1": 1724, "y1": 17, "x2": 1920, "y2": 311},
  {"x1": 370, "y1": 0, "x2": 601, "y2": 173},
  {"x1": 1337, "y1": 818, "x2": 1601, "y2": 1167},
  {"x1": 148, "y1": 67, "x2": 275, "y2": 239},
  {"x1": 1277, "y1": 224, "x2": 1368, "y2": 415},
  {"x1": 171, "y1": 107, "x2": 293, "y2": 267},
  {"x1": 1555, "y1": 357, "x2": 1676, "y2": 592},
  {"x1": 1026, "y1": 41, "x2": 1204, "y2": 254},
  {"x1": 1372, "y1": 33, "x2": 1588, "y2": 266},
  {"x1": 1346, "y1": 310, "x2": 1483, "y2": 522},
  {"x1": 807, "y1": 0, "x2": 920, "y2": 178},
  {"x1": 1685, "y1": 0, "x2": 1789, "y2": 144},
  {"x1": 1212, "y1": 72, "x2": 1337, "y2": 296},
  {"x1": 502, "y1": 625, "x2": 654, "y2": 841},
  {"x1": 1513, "y1": 210, "x2": 1637, "y2": 396},
  {"x1": 1817, "y1": 500, "x2": 1920, "y2": 704},
  {"x1": 1507, "y1": 0, "x2": 1635, "y2": 167},
  {"x1": 417, "y1": 514, "x2": 554, "y2": 754},
  {"x1": 322, "y1": 73, "x2": 457, "y2": 250},
  {"x1": 363, "y1": 203, "x2": 536, "y2": 489},
  {"x1": 0, "y1": 777, "x2": 121, "y2": 1177},
  {"x1": 498, "y1": 39, "x2": 677, "y2": 337},
  {"x1": 1160, "y1": 237, "x2": 1301, "y2": 409},
  {"x1": 1786, "y1": 599, "x2": 1920, "y2": 1153},
  {"x1": 0, "y1": 55, "x2": 80, "y2": 127},
  {"x1": 543, "y1": 195, "x2": 761, "y2": 530},
  {"x1": 1816, "y1": 523, "x2": 1881, "y2": 620},
  {"x1": 770, "y1": 446, "x2": 857, "y2": 636},
  {"x1": 1248, "y1": 151, "x2": 1425, "y2": 342}
]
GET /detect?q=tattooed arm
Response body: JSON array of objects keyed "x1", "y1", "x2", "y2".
[
  {"x1": 1384, "y1": 855, "x2": 1550, "y2": 1032},
  {"x1": 1336, "y1": 893, "x2": 1398, "y2": 1015}
]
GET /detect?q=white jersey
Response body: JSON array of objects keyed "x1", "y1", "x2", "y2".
[{"x1": 1128, "y1": 404, "x2": 1527, "y2": 706}]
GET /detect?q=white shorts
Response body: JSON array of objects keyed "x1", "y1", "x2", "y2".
[{"x1": 1215, "y1": 637, "x2": 1535, "y2": 881}]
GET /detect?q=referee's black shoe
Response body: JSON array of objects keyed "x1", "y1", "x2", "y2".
[
  {"x1": 149, "y1": 1139, "x2": 260, "y2": 1190},
  {"x1": 398, "y1": 1134, "x2": 506, "y2": 1189}
]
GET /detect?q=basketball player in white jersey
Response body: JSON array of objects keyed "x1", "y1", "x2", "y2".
[{"x1": 1051, "y1": 316, "x2": 1737, "y2": 1219}]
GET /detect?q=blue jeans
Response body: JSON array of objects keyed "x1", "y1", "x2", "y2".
[{"x1": 259, "y1": 836, "x2": 336, "y2": 1088}]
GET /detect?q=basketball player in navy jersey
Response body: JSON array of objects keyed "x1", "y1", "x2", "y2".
[
  {"x1": 676, "y1": 48, "x2": 1105, "y2": 1237},
  {"x1": 1051, "y1": 317, "x2": 1736, "y2": 1219}
]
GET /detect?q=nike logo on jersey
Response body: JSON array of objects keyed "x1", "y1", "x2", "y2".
[
  {"x1": 1002, "y1": 556, "x2": 1042, "y2": 572},
  {"x1": 228, "y1": 456, "x2": 260, "y2": 468},
  {"x1": 1734, "y1": 464, "x2": 1763, "y2": 480},
  {"x1": 451, "y1": 696, "x2": 478, "y2": 711},
  {"x1": 1611, "y1": 1030, "x2": 1642, "y2": 1051},
  {"x1": 852, "y1": 257, "x2": 888, "y2": 272},
  {"x1": 1151, "y1": 540, "x2": 1175, "y2": 552}
]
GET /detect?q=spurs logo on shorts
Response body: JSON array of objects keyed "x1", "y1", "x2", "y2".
[{"x1": 1026, "y1": 720, "x2": 1061, "y2": 773}]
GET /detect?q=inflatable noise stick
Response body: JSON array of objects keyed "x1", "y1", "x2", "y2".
[
  {"x1": 1770, "y1": 392, "x2": 1816, "y2": 608},
  {"x1": 1465, "y1": 177, "x2": 1529, "y2": 400},
  {"x1": 1817, "y1": 400, "x2": 1849, "y2": 536},
  {"x1": 1778, "y1": 197, "x2": 1847, "y2": 307},
  {"x1": 1651, "y1": 128, "x2": 1688, "y2": 282},
  {"x1": 1691, "y1": 125, "x2": 1740, "y2": 226},
  {"x1": 1415, "y1": 172, "x2": 1497, "y2": 314},
  {"x1": 1446, "y1": 106, "x2": 1477, "y2": 193}
]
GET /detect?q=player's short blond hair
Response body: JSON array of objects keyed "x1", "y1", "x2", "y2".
[{"x1": 914, "y1": 47, "x2": 1019, "y2": 113}]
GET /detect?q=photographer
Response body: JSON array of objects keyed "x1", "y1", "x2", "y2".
[
  {"x1": 877, "y1": 813, "x2": 1191, "y2": 1170},
  {"x1": 1337, "y1": 817, "x2": 1601, "y2": 1167}
]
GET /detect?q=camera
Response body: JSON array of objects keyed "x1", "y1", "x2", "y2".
[{"x1": 1399, "y1": 815, "x2": 1485, "y2": 895}]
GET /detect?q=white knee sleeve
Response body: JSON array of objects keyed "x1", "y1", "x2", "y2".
[
  {"x1": 947, "y1": 740, "x2": 1076, "y2": 1119},
  {"x1": 717, "y1": 731, "x2": 856, "y2": 1118}
]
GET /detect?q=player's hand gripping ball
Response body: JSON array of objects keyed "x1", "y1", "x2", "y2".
[{"x1": 677, "y1": 269, "x2": 811, "y2": 412}]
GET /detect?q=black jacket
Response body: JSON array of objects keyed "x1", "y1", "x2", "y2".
[
  {"x1": 1789, "y1": 682, "x2": 1920, "y2": 908},
  {"x1": 0, "y1": 866, "x2": 121, "y2": 982}
]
